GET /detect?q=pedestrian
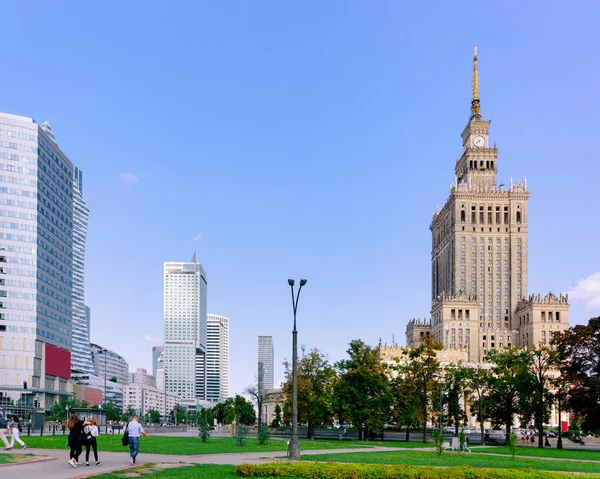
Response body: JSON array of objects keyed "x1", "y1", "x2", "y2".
[
  {"x1": 0, "y1": 414, "x2": 11, "y2": 449},
  {"x1": 84, "y1": 418, "x2": 101, "y2": 466},
  {"x1": 66, "y1": 413, "x2": 90, "y2": 468},
  {"x1": 126, "y1": 414, "x2": 148, "y2": 466},
  {"x1": 8, "y1": 415, "x2": 26, "y2": 449},
  {"x1": 544, "y1": 435, "x2": 551, "y2": 448}
]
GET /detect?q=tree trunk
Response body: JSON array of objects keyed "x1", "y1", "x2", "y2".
[
  {"x1": 308, "y1": 422, "x2": 313, "y2": 439},
  {"x1": 537, "y1": 382, "x2": 544, "y2": 448},
  {"x1": 405, "y1": 428, "x2": 410, "y2": 442},
  {"x1": 358, "y1": 426, "x2": 363, "y2": 441}
]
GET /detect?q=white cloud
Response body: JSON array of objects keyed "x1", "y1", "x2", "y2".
[
  {"x1": 120, "y1": 172, "x2": 139, "y2": 183},
  {"x1": 569, "y1": 272, "x2": 600, "y2": 312},
  {"x1": 193, "y1": 233, "x2": 203, "y2": 242},
  {"x1": 143, "y1": 334, "x2": 160, "y2": 342}
]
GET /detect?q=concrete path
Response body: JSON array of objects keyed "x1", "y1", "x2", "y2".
[
  {"x1": 2, "y1": 443, "x2": 600, "y2": 479},
  {"x1": 0, "y1": 446, "x2": 403, "y2": 479}
]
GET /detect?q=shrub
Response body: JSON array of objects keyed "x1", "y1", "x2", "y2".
[
  {"x1": 235, "y1": 424, "x2": 250, "y2": 446},
  {"x1": 431, "y1": 429, "x2": 444, "y2": 456},
  {"x1": 198, "y1": 416, "x2": 211, "y2": 443},
  {"x1": 258, "y1": 424, "x2": 271, "y2": 445},
  {"x1": 235, "y1": 463, "x2": 600, "y2": 479},
  {"x1": 508, "y1": 433, "x2": 519, "y2": 460}
]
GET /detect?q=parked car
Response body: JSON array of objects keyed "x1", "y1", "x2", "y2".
[
  {"x1": 544, "y1": 430, "x2": 556, "y2": 438},
  {"x1": 444, "y1": 426, "x2": 456, "y2": 433},
  {"x1": 461, "y1": 428, "x2": 472, "y2": 434}
]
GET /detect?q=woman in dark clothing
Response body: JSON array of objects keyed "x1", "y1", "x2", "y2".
[{"x1": 66, "y1": 414, "x2": 90, "y2": 468}]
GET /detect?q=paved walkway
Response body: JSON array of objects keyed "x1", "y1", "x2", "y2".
[{"x1": 2, "y1": 442, "x2": 600, "y2": 479}]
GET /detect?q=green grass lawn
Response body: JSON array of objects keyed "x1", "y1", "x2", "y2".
[
  {"x1": 95, "y1": 463, "x2": 294, "y2": 478},
  {"x1": 20, "y1": 434, "x2": 374, "y2": 455},
  {"x1": 471, "y1": 445, "x2": 600, "y2": 461},
  {"x1": 302, "y1": 450, "x2": 600, "y2": 473},
  {"x1": 0, "y1": 453, "x2": 43, "y2": 465}
]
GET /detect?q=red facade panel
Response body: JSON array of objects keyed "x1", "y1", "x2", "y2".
[
  {"x1": 45, "y1": 344, "x2": 71, "y2": 379},
  {"x1": 83, "y1": 387, "x2": 103, "y2": 407}
]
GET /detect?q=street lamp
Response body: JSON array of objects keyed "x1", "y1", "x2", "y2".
[
  {"x1": 432, "y1": 373, "x2": 443, "y2": 434},
  {"x1": 287, "y1": 277, "x2": 307, "y2": 461}
]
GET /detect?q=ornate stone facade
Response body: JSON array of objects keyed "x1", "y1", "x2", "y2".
[
  {"x1": 406, "y1": 47, "x2": 569, "y2": 358},
  {"x1": 405, "y1": 318, "x2": 432, "y2": 348}
]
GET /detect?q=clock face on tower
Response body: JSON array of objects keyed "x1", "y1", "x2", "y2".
[{"x1": 474, "y1": 136, "x2": 485, "y2": 148}]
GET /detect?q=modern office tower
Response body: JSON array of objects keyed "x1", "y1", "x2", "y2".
[
  {"x1": 156, "y1": 352, "x2": 165, "y2": 391},
  {"x1": 129, "y1": 368, "x2": 156, "y2": 388},
  {"x1": 0, "y1": 113, "x2": 74, "y2": 412},
  {"x1": 152, "y1": 345, "x2": 164, "y2": 378},
  {"x1": 90, "y1": 343, "x2": 129, "y2": 410},
  {"x1": 85, "y1": 305, "x2": 91, "y2": 338},
  {"x1": 206, "y1": 314, "x2": 229, "y2": 402},
  {"x1": 70, "y1": 164, "x2": 94, "y2": 375},
  {"x1": 258, "y1": 336, "x2": 274, "y2": 391},
  {"x1": 163, "y1": 255, "x2": 208, "y2": 407},
  {"x1": 408, "y1": 47, "x2": 569, "y2": 359}
]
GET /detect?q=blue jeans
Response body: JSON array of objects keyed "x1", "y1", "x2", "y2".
[{"x1": 129, "y1": 436, "x2": 140, "y2": 462}]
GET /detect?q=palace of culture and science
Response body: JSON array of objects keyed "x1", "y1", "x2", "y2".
[{"x1": 399, "y1": 47, "x2": 570, "y2": 363}]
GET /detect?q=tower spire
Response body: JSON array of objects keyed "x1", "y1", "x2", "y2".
[{"x1": 470, "y1": 45, "x2": 481, "y2": 120}]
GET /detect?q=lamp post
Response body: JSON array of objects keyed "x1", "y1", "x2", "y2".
[
  {"x1": 287, "y1": 277, "x2": 307, "y2": 461},
  {"x1": 432, "y1": 373, "x2": 443, "y2": 434}
]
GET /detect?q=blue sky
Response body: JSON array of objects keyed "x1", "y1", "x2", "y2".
[{"x1": 3, "y1": 1, "x2": 599, "y2": 395}]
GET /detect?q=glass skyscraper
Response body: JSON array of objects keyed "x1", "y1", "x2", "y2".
[
  {"x1": 163, "y1": 255, "x2": 207, "y2": 407},
  {"x1": 258, "y1": 336, "x2": 274, "y2": 391},
  {"x1": 206, "y1": 314, "x2": 229, "y2": 402},
  {"x1": 0, "y1": 113, "x2": 74, "y2": 411}
]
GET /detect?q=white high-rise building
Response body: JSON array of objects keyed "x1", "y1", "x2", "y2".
[
  {"x1": 90, "y1": 343, "x2": 129, "y2": 411},
  {"x1": 258, "y1": 336, "x2": 274, "y2": 391},
  {"x1": 156, "y1": 352, "x2": 165, "y2": 391},
  {"x1": 0, "y1": 113, "x2": 75, "y2": 411},
  {"x1": 163, "y1": 255, "x2": 208, "y2": 406},
  {"x1": 206, "y1": 314, "x2": 229, "y2": 402},
  {"x1": 152, "y1": 345, "x2": 163, "y2": 377},
  {"x1": 70, "y1": 164, "x2": 94, "y2": 375}
]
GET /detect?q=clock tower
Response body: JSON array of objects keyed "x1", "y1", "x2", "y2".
[{"x1": 455, "y1": 46, "x2": 498, "y2": 190}]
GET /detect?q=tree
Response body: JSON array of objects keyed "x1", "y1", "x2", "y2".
[
  {"x1": 553, "y1": 317, "x2": 600, "y2": 433},
  {"x1": 243, "y1": 363, "x2": 267, "y2": 430},
  {"x1": 466, "y1": 364, "x2": 492, "y2": 445},
  {"x1": 334, "y1": 340, "x2": 392, "y2": 441},
  {"x1": 102, "y1": 401, "x2": 121, "y2": 421},
  {"x1": 271, "y1": 404, "x2": 282, "y2": 428},
  {"x1": 526, "y1": 348, "x2": 558, "y2": 448},
  {"x1": 48, "y1": 398, "x2": 89, "y2": 421},
  {"x1": 387, "y1": 355, "x2": 423, "y2": 441},
  {"x1": 282, "y1": 347, "x2": 337, "y2": 438},
  {"x1": 485, "y1": 348, "x2": 532, "y2": 442},
  {"x1": 401, "y1": 335, "x2": 442, "y2": 443},
  {"x1": 122, "y1": 407, "x2": 137, "y2": 422},
  {"x1": 147, "y1": 409, "x2": 161, "y2": 424},
  {"x1": 172, "y1": 404, "x2": 186, "y2": 424},
  {"x1": 443, "y1": 363, "x2": 469, "y2": 435},
  {"x1": 233, "y1": 395, "x2": 256, "y2": 425}
]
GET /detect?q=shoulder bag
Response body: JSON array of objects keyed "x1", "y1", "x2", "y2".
[{"x1": 121, "y1": 423, "x2": 130, "y2": 446}]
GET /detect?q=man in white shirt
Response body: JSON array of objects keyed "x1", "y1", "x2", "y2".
[{"x1": 127, "y1": 415, "x2": 148, "y2": 465}]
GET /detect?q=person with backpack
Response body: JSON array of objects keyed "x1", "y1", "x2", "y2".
[
  {"x1": 0, "y1": 414, "x2": 11, "y2": 449},
  {"x1": 8, "y1": 415, "x2": 26, "y2": 449},
  {"x1": 83, "y1": 418, "x2": 101, "y2": 466}
]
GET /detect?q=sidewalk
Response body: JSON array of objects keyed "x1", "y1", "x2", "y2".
[{"x1": 0, "y1": 445, "x2": 403, "y2": 479}]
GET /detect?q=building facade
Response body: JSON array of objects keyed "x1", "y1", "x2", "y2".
[
  {"x1": 0, "y1": 113, "x2": 75, "y2": 412},
  {"x1": 129, "y1": 368, "x2": 156, "y2": 388},
  {"x1": 152, "y1": 345, "x2": 163, "y2": 378},
  {"x1": 206, "y1": 314, "x2": 229, "y2": 402},
  {"x1": 163, "y1": 255, "x2": 208, "y2": 407},
  {"x1": 156, "y1": 352, "x2": 165, "y2": 391},
  {"x1": 258, "y1": 335, "x2": 274, "y2": 391},
  {"x1": 123, "y1": 383, "x2": 179, "y2": 422},
  {"x1": 406, "y1": 47, "x2": 569, "y2": 359},
  {"x1": 70, "y1": 164, "x2": 94, "y2": 375},
  {"x1": 90, "y1": 343, "x2": 129, "y2": 410}
]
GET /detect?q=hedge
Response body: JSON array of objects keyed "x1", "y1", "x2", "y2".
[{"x1": 235, "y1": 463, "x2": 600, "y2": 479}]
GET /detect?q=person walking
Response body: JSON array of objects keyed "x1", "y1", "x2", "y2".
[
  {"x1": 126, "y1": 414, "x2": 148, "y2": 465},
  {"x1": 83, "y1": 418, "x2": 101, "y2": 466},
  {"x1": 8, "y1": 415, "x2": 26, "y2": 449},
  {"x1": 66, "y1": 413, "x2": 90, "y2": 468},
  {"x1": 0, "y1": 414, "x2": 11, "y2": 450}
]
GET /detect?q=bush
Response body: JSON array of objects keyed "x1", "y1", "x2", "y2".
[
  {"x1": 235, "y1": 425, "x2": 250, "y2": 446},
  {"x1": 258, "y1": 424, "x2": 271, "y2": 445},
  {"x1": 235, "y1": 463, "x2": 600, "y2": 479}
]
